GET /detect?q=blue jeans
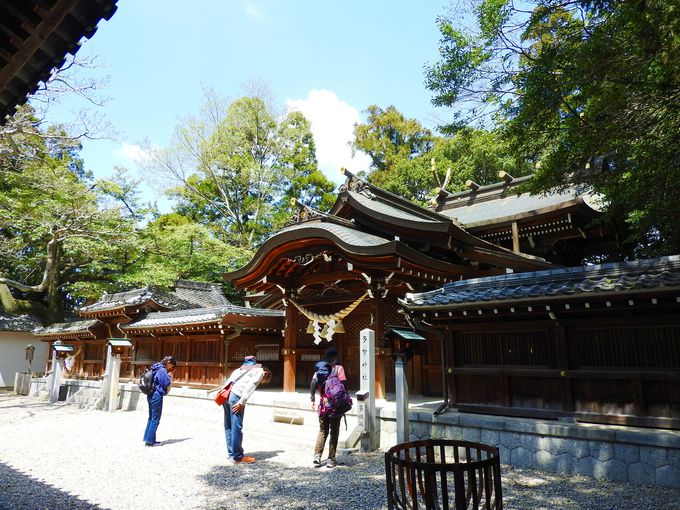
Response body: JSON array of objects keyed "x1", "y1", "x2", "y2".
[
  {"x1": 143, "y1": 392, "x2": 163, "y2": 444},
  {"x1": 223, "y1": 392, "x2": 245, "y2": 460}
]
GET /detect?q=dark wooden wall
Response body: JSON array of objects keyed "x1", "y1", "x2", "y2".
[{"x1": 448, "y1": 316, "x2": 680, "y2": 429}]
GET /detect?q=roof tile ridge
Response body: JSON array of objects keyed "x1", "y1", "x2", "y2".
[
  {"x1": 439, "y1": 255, "x2": 680, "y2": 292},
  {"x1": 339, "y1": 168, "x2": 452, "y2": 223}
]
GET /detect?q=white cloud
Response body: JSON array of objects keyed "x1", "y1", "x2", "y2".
[
  {"x1": 244, "y1": 3, "x2": 264, "y2": 20},
  {"x1": 113, "y1": 142, "x2": 151, "y2": 163},
  {"x1": 287, "y1": 90, "x2": 371, "y2": 185}
]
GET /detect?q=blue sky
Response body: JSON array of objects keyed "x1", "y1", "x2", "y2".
[{"x1": 45, "y1": 1, "x2": 456, "y2": 210}]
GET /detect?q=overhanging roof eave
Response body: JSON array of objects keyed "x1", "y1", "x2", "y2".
[
  {"x1": 399, "y1": 285, "x2": 680, "y2": 313},
  {"x1": 462, "y1": 196, "x2": 600, "y2": 230}
]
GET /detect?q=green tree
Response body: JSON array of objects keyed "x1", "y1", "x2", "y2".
[
  {"x1": 425, "y1": 0, "x2": 680, "y2": 255},
  {"x1": 152, "y1": 89, "x2": 335, "y2": 250},
  {"x1": 117, "y1": 214, "x2": 252, "y2": 292},
  {"x1": 352, "y1": 104, "x2": 433, "y2": 175},
  {"x1": 352, "y1": 104, "x2": 525, "y2": 203},
  {"x1": 431, "y1": 127, "x2": 531, "y2": 192},
  {"x1": 0, "y1": 107, "x2": 136, "y2": 322}
]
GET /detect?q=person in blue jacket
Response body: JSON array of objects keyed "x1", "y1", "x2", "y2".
[{"x1": 143, "y1": 355, "x2": 176, "y2": 446}]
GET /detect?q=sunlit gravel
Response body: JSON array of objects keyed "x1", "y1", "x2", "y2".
[{"x1": 1, "y1": 393, "x2": 678, "y2": 510}]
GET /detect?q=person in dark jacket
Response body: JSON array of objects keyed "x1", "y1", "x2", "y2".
[{"x1": 143, "y1": 355, "x2": 176, "y2": 446}]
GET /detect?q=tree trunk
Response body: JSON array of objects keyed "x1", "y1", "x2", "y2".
[{"x1": 45, "y1": 240, "x2": 64, "y2": 324}]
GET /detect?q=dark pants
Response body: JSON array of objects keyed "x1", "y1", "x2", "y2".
[
  {"x1": 143, "y1": 392, "x2": 163, "y2": 444},
  {"x1": 315, "y1": 414, "x2": 341, "y2": 460}
]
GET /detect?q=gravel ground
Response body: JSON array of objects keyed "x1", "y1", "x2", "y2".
[{"x1": 1, "y1": 393, "x2": 679, "y2": 510}]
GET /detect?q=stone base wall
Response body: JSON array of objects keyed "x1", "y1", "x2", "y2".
[{"x1": 377, "y1": 408, "x2": 680, "y2": 489}]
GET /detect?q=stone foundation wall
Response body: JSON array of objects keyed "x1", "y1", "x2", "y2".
[{"x1": 377, "y1": 408, "x2": 680, "y2": 489}]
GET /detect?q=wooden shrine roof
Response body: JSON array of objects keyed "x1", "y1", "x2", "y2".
[
  {"x1": 400, "y1": 255, "x2": 680, "y2": 314},
  {"x1": 226, "y1": 173, "x2": 555, "y2": 300},
  {"x1": 33, "y1": 318, "x2": 102, "y2": 339},
  {"x1": 0, "y1": 0, "x2": 118, "y2": 122},
  {"x1": 76, "y1": 280, "x2": 234, "y2": 319},
  {"x1": 78, "y1": 286, "x2": 178, "y2": 317},
  {"x1": 120, "y1": 304, "x2": 283, "y2": 334},
  {"x1": 0, "y1": 308, "x2": 41, "y2": 332},
  {"x1": 170, "y1": 280, "x2": 230, "y2": 308},
  {"x1": 433, "y1": 175, "x2": 603, "y2": 229}
]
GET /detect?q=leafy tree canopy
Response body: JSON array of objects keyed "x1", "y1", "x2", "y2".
[
  {"x1": 352, "y1": 104, "x2": 528, "y2": 203},
  {"x1": 352, "y1": 105, "x2": 433, "y2": 174},
  {"x1": 151, "y1": 89, "x2": 336, "y2": 250},
  {"x1": 116, "y1": 213, "x2": 252, "y2": 300},
  {"x1": 0, "y1": 107, "x2": 136, "y2": 322},
  {"x1": 425, "y1": 0, "x2": 680, "y2": 256}
]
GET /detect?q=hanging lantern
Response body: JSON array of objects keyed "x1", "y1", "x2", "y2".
[{"x1": 334, "y1": 319, "x2": 345, "y2": 334}]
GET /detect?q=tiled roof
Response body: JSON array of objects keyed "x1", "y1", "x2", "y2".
[
  {"x1": 1, "y1": 0, "x2": 118, "y2": 122},
  {"x1": 349, "y1": 189, "x2": 443, "y2": 224},
  {"x1": 122, "y1": 305, "x2": 284, "y2": 330},
  {"x1": 79, "y1": 281, "x2": 233, "y2": 315},
  {"x1": 33, "y1": 319, "x2": 101, "y2": 336},
  {"x1": 0, "y1": 310, "x2": 41, "y2": 332},
  {"x1": 172, "y1": 280, "x2": 230, "y2": 308},
  {"x1": 439, "y1": 185, "x2": 603, "y2": 227},
  {"x1": 401, "y1": 255, "x2": 680, "y2": 309},
  {"x1": 79, "y1": 287, "x2": 178, "y2": 314},
  {"x1": 279, "y1": 219, "x2": 392, "y2": 247}
]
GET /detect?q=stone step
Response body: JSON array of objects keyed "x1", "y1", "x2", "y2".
[{"x1": 67, "y1": 387, "x2": 105, "y2": 410}]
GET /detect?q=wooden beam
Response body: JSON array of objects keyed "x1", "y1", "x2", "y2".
[{"x1": 0, "y1": 0, "x2": 80, "y2": 93}]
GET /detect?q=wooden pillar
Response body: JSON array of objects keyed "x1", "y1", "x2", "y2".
[
  {"x1": 372, "y1": 282, "x2": 386, "y2": 400},
  {"x1": 554, "y1": 322, "x2": 573, "y2": 412},
  {"x1": 511, "y1": 221, "x2": 520, "y2": 253},
  {"x1": 447, "y1": 328, "x2": 457, "y2": 406},
  {"x1": 283, "y1": 299, "x2": 297, "y2": 392},
  {"x1": 411, "y1": 353, "x2": 423, "y2": 394}
]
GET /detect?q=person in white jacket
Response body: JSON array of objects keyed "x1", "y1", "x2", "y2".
[{"x1": 223, "y1": 355, "x2": 271, "y2": 464}]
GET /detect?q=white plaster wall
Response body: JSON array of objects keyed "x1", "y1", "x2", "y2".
[{"x1": 0, "y1": 332, "x2": 48, "y2": 387}]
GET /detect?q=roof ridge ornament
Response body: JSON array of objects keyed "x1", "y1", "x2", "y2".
[
  {"x1": 286, "y1": 198, "x2": 355, "y2": 228},
  {"x1": 429, "y1": 159, "x2": 451, "y2": 209},
  {"x1": 339, "y1": 168, "x2": 374, "y2": 199}
]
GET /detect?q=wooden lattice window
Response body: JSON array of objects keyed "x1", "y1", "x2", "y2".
[
  {"x1": 455, "y1": 330, "x2": 552, "y2": 367},
  {"x1": 84, "y1": 342, "x2": 105, "y2": 362},
  {"x1": 192, "y1": 339, "x2": 220, "y2": 362},
  {"x1": 569, "y1": 325, "x2": 680, "y2": 369},
  {"x1": 135, "y1": 340, "x2": 155, "y2": 361},
  {"x1": 163, "y1": 339, "x2": 187, "y2": 362}
]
